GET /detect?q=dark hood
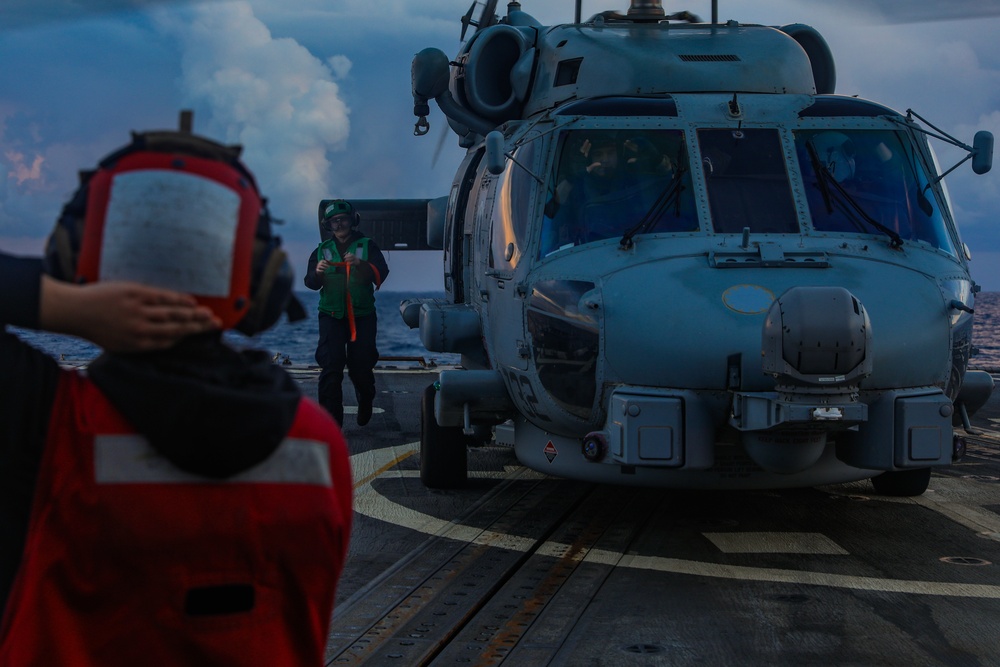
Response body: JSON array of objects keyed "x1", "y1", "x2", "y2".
[{"x1": 88, "y1": 333, "x2": 301, "y2": 478}]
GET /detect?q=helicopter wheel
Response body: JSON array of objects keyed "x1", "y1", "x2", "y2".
[
  {"x1": 420, "y1": 384, "x2": 468, "y2": 489},
  {"x1": 870, "y1": 468, "x2": 932, "y2": 497}
]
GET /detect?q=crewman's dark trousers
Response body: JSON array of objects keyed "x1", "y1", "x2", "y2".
[{"x1": 316, "y1": 312, "x2": 379, "y2": 425}]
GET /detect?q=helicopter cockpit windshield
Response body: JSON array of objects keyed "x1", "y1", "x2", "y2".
[
  {"x1": 540, "y1": 129, "x2": 697, "y2": 257},
  {"x1": 794, "y1": 129, "x2": 958, "y2": 255},
  {"x1": 530, "y1": 122, "x2": 958, "y2": 258},
  {"x1": 698, "y1": 128, "x2": 799, "y2": 235}
]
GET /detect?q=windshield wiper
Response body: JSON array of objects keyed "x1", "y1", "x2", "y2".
[
  {"x1": 806, "y1": 141, "x2": 835, "y2": 214},
  {"x1": 806, "y1": 141, "x2": 904, "y2": 249},
  {"x1": 619, "y1": 162, "x2": 688, "y2": 249}
]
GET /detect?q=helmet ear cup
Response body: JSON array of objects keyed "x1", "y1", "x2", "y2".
[
  {"x1": 236, "y1": 238, "x2": 293, "y2": 335},
  {"x1": 43, "y1": 170, "x2": 93, "y2": 282},
  {"x1": 44, "y1": 219, "x2": 80, "y2": 283},
  {"x1": 352, "y1": 211, "x2": 361, "y2": 229}
]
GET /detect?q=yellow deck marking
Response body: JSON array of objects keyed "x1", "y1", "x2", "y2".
[{"x1": 350, "y1": 444, "x2": 1000, "y2": 599}]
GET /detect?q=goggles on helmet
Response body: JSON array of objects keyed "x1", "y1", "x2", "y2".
[{"x1": 323, "y1": 200, "x2": 354, "y2": 220}]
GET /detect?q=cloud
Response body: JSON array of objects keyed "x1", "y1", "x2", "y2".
[
  {"x1": 5, "y1": 150, "x2": 44, "y2": 186},
  {"x1": 326, "y1": 55, "x2": 352, "y2": 80},
  {"x1": 2, "y1": 0, "x2": 999, "y2": 292},
  {"x1": 0, "y1": 12, "x2": 190, "y2": 237},
  {"x1": 153, "y1": 1, "x2": 350, "y2": 231}
]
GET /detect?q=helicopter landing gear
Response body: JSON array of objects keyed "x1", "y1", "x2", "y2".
[
  {"x1": 420, "y1": 384, "x2": 468, "y2": 489},
  {"x1": 870, "y1": 468, "x2": 932, "y2": 497}
]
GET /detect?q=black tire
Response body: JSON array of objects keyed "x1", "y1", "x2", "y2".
[
  {"x1": 870, "y1": 468, "x2": 931, "y2": 497},
  {"x1": 420, "y1": 384, "x2": 468, "y2": 489}
]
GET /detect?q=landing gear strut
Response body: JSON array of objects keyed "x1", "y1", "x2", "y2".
[{"x1": 420, "y1": 384, "x2": 468, "y2": 489}]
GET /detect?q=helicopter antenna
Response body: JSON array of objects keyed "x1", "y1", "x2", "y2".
[{"x1": 575, "y1": 0, "x2": 582, "y2": 23}]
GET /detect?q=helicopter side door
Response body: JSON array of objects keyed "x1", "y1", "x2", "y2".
[
  {"x1": 480, "y1": 139, "x2": 542, "y2": 373},
  {"x1": 444, "y1": 148, "x2": 485, "y2": 304}
]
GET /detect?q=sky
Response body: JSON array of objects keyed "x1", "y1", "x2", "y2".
[{"x1": 2, "y1": 0, "x2": 999, "y2": 292}]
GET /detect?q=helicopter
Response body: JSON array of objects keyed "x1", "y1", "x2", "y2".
[{"x1": 335, "y1": 0, "x2": 996, "y2": 496}]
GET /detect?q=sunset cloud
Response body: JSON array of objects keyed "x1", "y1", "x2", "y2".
[{"x1": 5, "y1": 150, "x2": 44, "y2": 187}]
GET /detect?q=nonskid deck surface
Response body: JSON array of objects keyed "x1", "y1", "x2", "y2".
[{"x1": 297, "y1": 365, "x2": 1000, "y2": 666}]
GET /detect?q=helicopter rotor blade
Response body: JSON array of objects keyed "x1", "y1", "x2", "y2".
[
  {"x1": 478, "y1": 0, "x2": 500, "y2": 31},
  {"x1": 459, "y1": 0, "x2": 500, "y2": 41},
  {"x1": 459, "y1": 2, "x2": 476, "y2": 41},
  {"x1": 431, "y1": 124, "x2": 450, "y2": 170}
]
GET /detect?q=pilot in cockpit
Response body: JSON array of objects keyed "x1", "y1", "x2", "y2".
[
  {"x1": 541, "y1": 133, "x2": 621, "y2": 254},
  {"x1": 541, "y1": 132, "x2": 674, "y2": 255},
  {"x1": 811, "y1": 131, "x2": 857, "y2": 184},
  {"x1": 805, "y1": 130, "x2": 932, "y2": 242},
  {"x1": 624, "y1": 136, "x2": 673, "y2": 177}
]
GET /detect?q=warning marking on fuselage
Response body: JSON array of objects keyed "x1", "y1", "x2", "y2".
[
  {"x1": 543, "y1": 441, "x2": 558, "y2": 463},
  {"x1": 349, "y1": 443, "x2": 1000, "y2": 599}
]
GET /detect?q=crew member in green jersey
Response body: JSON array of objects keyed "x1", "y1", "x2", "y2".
[{"x1": 304, "y1": 199, "x2": 389, "y2": 426}]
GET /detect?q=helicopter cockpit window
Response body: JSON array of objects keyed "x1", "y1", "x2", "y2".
[
  {"x1": 795, "y1": 129, "x2": 958, "y2": 255},
  {"x1": 490, "y1": 141, "x2": 538, "y2": 270},
  {"x1": 527, "y1": 279, "x2": 599, "y2": 419},
  {"x1": 698, "y1": 128, "x2": 799, "y2": 234},
  {"x1": 540, "y1": 129, "x2": 697, "y2": 257}
]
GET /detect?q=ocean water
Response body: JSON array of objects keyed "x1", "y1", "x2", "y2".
[
  {"x1": 12, "y1": 290, "x2": 458, "y2": 367},
  {"x1": 248, "y1": 290, "x2": 460, "y2": 366},
  {"x1": 969, "y1": 291, "x2": 1000, "y2": 371},
  {"x1": 12, "y1": 290, "x2": 1000, "y2": 372}
]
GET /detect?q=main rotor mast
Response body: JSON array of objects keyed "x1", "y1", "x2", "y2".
[{"x1": 595, "y1": 1, "x2": 719, "y2": 24}]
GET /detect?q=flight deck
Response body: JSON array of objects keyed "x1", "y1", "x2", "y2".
[{"x1": 291, "y1": 363, "x2": 1000, "y2": 666}]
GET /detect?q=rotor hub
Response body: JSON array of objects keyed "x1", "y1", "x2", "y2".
[{"x1": 627, "y1": 0, "x2": 666, "y2": 20}]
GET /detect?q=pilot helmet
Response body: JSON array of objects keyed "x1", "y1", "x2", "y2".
[
  {"x1": 581, "y1": 132, "x2": 623, "y2": 179},
  {"x1": 588, "y1": 133, "x2": 620, "y2": 156},
  {"x1": 624, "y1": 136, "x2": 661, "y2": 170},
  {"x1": 811, "y1": 131, "x2": 856, "y2": 182}
]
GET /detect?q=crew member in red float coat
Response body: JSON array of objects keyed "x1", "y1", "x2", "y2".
[
  {"x1": 0, "y1": 373, "x2": 350, "y2": 666},
  {"x1": 0, "y1": 121, "x2": 351, "y2": 665}
]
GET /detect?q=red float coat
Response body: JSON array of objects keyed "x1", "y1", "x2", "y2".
[{"x1": 0, "y1": 370, "x2": 352, "y2": 666}]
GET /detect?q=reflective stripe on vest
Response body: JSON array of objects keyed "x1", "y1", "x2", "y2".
[{"x1": 93, "y1": 435, "x2": 333, "y2": 486}]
